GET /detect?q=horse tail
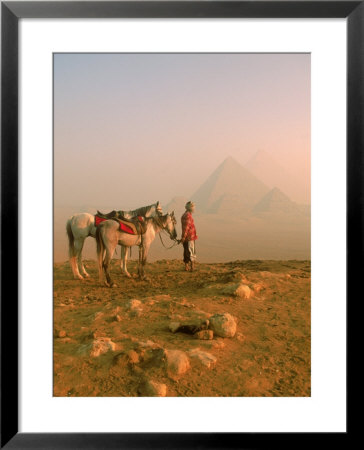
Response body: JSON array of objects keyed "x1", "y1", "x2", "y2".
[
  {"x1": 96, "y1": 225, "x2": 104, "y2": 282},
  {"x1": 66, "y1": 218, "x2": 75, "y2": 257}
]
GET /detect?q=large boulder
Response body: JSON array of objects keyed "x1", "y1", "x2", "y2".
[
  {"x1": 209, "y1": 313, "x2": 237, "y2": 338},
  {"x1": 165, "y1": 350, "x2": 190, "y2": 376}
]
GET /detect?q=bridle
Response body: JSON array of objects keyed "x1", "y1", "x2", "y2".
[{"x1": 153, "y1": 213, "x2": 180, "y2": 249}]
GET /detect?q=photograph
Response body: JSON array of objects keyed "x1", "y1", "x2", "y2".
[{"x1": 53, "y1": 52, "x2": 311, "y2": 397}]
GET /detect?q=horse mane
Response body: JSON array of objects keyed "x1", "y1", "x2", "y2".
[{"x1": 121, "y1": 202, "x2": 161, "y2": 218}]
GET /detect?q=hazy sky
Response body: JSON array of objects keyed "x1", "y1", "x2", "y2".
[{"x1": 54, "y1": 53, "x2": 310, "y2": 209}]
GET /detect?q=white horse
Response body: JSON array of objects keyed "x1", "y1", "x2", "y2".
[
  {"x1": 96, "y1": 212, "x2": 177, "y2": 287},
  {"x1": 66, "y1": 202, "x2": 162, "y2": 280}
]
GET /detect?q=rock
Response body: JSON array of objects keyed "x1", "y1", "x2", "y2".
[
  {"x1": 115, "y1": 314, "x2": 122, "y2": 322},
  {"x1": 211, "y1": 339, "x2": 225, "y2": 349},
  {"x1": 126, "y1": 350, "x2": 140, "y2": 364},
  {"x1": 89, "y1": 337, "x2": 116, "y2": 357},
  {"x1": 138, "y1": 340, "x2": 160, "y2": 349},
  {"x1": 139, "y1": 379, "x2": 167, "y2": 397},
  {"x1": 236, "y1": 332, "x2": 245, "y2": 342},
  {"x1": 235, "y1": 284, "x2": 252, "y2": 299},
  {"x1": 188, "y1": 348, "x2": 217, "y2": 368},
  {"x1": 127, "y1": 299, "x2": 143, "y2": 317},
  {"x1": 169, "y1": 322, "x2": 181, "y2": 333},
  {"x1": 165, "y1": 350, "x2": 190, "y2": 375},
  {"x1": 127, "y1": 299, "x2": 142, "y2": 310},
  {"x1": 58, "y1": 330, "x2": 67, "y2": 338},
  {"x1": 201, "y1": 339, "x2": 225, "y2": 350},
  {"x1": 209, "y1": 313, "x2": 237, "y2": 338},
  {"x1": 253, "y1": 283, "x2": 265, "y2": 293},
  {"x1": 142, "y1": 347, "x2": 166, "y2": 368},
  {"x1": 194, "y1": 330, "x2": 214, "y2": 340}
]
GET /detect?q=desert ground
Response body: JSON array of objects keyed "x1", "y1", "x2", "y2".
[{"x1": 54, "y1": 258, "x2": 310, "y2": 397}]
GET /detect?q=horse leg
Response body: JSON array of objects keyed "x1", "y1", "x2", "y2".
[
  {"x1": 138, "y1": 246, "x2": 143, "y2": 279},
  {"x1": 103, "y1": 243, "x2": 118, "y2": 288},
  {"x1": 120, "y1": 245, "x2": 131, "y2": 278},
  {"x1": 76, "y1": 239, "x2": 90, "y2": 278},
  {"x1": 139, "y1": 245, "x2": 150, "y2": 281},
  {"x1": 72, "y1": 238, "x2": 85, "y2": 280}
]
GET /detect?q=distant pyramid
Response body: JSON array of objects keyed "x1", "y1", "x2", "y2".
[
  {"x1": 246, "y1": 150, "x2": 309, "y2": 204},
  {"x1": 253, "y1": 187, "x2": 299, "y2": 214},
  {"x1": 164, "y1": 196, "x2": 188, "y2": 215},
  {"x1": 192, "y1": 156, "x2": 270, "y2": 214}
]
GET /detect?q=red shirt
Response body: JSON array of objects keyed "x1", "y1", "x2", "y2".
[{"x1": 181, "y1": 211, "x2": 198, "y2": 242}]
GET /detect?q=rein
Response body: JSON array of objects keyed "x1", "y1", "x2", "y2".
[
  {"x1": 152, "y1": 214, "x2": 180, "y2": 250},
  {"x1": 159, "y1": 232, "x2": 179, "y2": 249}
]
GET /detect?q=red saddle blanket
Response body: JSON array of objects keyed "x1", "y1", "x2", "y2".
[{"x1": 95, "y1": 215, "x2": 143, "y2": 235}]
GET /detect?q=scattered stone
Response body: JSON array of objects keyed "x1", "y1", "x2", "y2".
[
  {"x1": 165, "y1": 350, "x2": 190, "y2": 375},
  {"x1": 194, "y1": 330, "x2": 214, "y2": 340},
  {"x1": 58, "y1": 330, "x2": 67, "y2": 338},
  {"x1": 142, "y1": 347, "x2": 166, "y2": 368},
  {"x1": 126, "y1": 350, "x2": 140, "y2": 364},
  {"x1": 139, "y1": 379, "x2": 167, "y2": 397},
  {"x1": 89, "y1": 337, "x2": 116, "y2": 357},
  {"x1": 115, "y1": 314, "x2": 122, "y2": 322},
  {"x1": 127, "y1": 299, "x2": 143, "y2": 316},
  {"x1": 236, "y1": 332, "x2": 245, "y2": 342},
  {"x1": 235, "y1": 284, "x2": 252, "y2": 299},
  {"x1": 209, "y1": 313, "x2": 237, "y2": 338},
  {"x1": 127, "y1": 299, "x2": 142, "y2": 310},
  {"x1": 188, "y1": 348, "x2": 217, "y2": 368},
  {"x1": 138, "y1": 340, "x2": 160, "y2": 349},
  {"x1": 253, "y1": 283, "x2": 265, "y2": 293},
  {"x1": 210, "y1": 339, "x2": 225, "y2": 350}
]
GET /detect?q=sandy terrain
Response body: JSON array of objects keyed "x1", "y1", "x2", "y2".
[{"x1": 54, "y1": 259, "x2": 310, "y2": 397}]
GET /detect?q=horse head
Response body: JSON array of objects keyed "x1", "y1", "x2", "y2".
[{"x1": 164, "y1": 211, "x2": 177, "y2": 240}]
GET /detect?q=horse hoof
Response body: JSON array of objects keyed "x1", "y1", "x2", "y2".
[
  {"x1": 84, "y1": 273, "x2": 90, "y2": 278},
  {"x1": 124, "y1": 273, "x2": 132, "y2": 279}
]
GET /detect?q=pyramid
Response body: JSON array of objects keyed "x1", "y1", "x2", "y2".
[
  {"x1": 246, "y1": 150, "x2": 309, "y2": 204},
  {"x1": 192, "y1": 156, "x2": 270, "y2": 214},
  {"x1": 164, "y1": 196, "x2": 188, "y2": 215},
  {"x1": 253, "y1": 187, "x2": 298, "y2": 214}
]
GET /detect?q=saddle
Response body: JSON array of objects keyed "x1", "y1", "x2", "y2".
[
  {"x1": 96, "y1": 209, "x2": 123, "y2": 219},
  {"x1": 95, "y1": 214, "x2": 147, "y2": 235}
]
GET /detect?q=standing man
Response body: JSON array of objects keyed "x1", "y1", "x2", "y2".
[{"x1": 180, "y1": 201, "x2": 198, "y2": 271}]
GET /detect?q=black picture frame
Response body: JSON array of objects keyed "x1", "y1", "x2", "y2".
[{"x1": 1, "y1": 1, "x2": 358, "y2": 448}]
